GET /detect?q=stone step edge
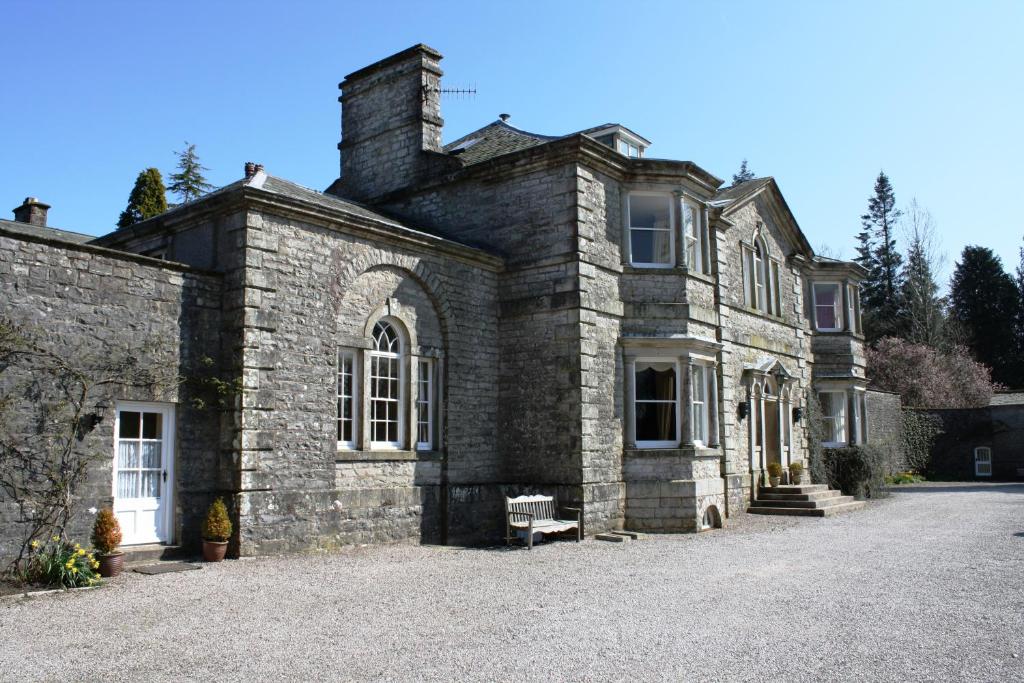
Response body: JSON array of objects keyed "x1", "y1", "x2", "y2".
[
  {"x1": 595, "y1": 533, "x2": 629, "y2": 543},
  {"x1": 747, "y1": 501, "x2": 866, "y2": 517},
  {"x1": 752, "y1": 496, "x2": 856, "y2": 509}
]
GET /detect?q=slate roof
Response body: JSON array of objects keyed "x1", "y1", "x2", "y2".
[
  {"x1": 0, "y1": 218, "x2": 94, "y2": 244},
  {"x1": 710, "y1": 177, "x2": 774, "y2": 205},
  {"x1": 258, "y1": 175, "x2": 412, "y2": 230},
  {"x1": 443, "y1": 120, "x2": 559, "y2": 166}
]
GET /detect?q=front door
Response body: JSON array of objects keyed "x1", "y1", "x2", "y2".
[{"x1": 113, "y1": 403, "x2": 174, "y2": 545}]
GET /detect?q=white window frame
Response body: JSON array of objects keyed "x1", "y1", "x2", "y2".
[
  {"x1": 632, "y1": 358, "x2": 681, "y2": 449},
  {"x1": 682, "y1": 200, "x2": 709, "y2": 274},
  {"x1": 691, "y1": 363, "x2": 711, "y2": 446},
  {"x1": 626, "y1": 193, "x2": 675, "y2": 268},
  {"x1": 769, "y1": 259, "x2": 782, "y2": 317},
  {"x1": 974, "y1": 447, "x2": 992, "y2": 477},
  {"x1": 369, "y1": 320, "x2": 404, "y2": 449},
  {"x1": 415, "y1": 358, "x2": 433, "y2": 451},
  {"x1": 337, "y1": 349, "x2": 359, "y2": 449},
  {"x1": 753, "y1": 242, "x2": 766, "y2": 312},
  {"x1": 618, "y1": 138, "x2": 641, "y2": 158},
  {"x1": 847, "y1": 283, "x2": 861, "y2": 334},
  {"x1": 813, "y1": 282, "x2": 843, "y2": 332},
  {"x1": 819, "y1": 391, "x2": 848, "y2": 447}
]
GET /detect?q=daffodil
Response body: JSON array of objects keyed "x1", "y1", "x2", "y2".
[
  {"x1": 30, "y1": 540, "x2": 40, "y2": 549},
  {"x1": 77, "y1": 548, "x2": 86, "y2": 556},
  {"x1": 52, "y1": 535, "x2": 60, "y2": 542}
]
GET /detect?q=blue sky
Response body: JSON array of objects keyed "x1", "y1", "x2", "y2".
[{"x1": 2, "y1": 1, "x2": 1021, "y2": 285}]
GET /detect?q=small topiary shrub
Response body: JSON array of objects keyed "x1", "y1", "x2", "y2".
[
  {"x1": 91, "y1": 508, "x2": 122, "y2": 555},
  {"x1": 766, "y1": 462, "x2": 783, "y2": 478},
  {"x1": 789, "y1": 462, "x2": 803, "y2": 476},
  {"x1": 202, "y1": 498, "x2": 232, "y2": 542},
  {"x1": 820, "y1": 445, "x2": 889, "y2": 499}
]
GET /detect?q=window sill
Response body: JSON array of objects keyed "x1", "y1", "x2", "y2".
[
  {"x1": 625, "y1": 446, "x2": 722, "y2": 459},
  {"x1": 336, "y1": 449, "x2": 443, "y2": 463}
]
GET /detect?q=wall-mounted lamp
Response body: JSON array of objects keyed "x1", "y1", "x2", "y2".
[
  {"x1": 737, "y1": 401, "x2": 749, "y2": 421},
  {"x1": 792, "y1": 406, "x2": 804, "y2": 424}
]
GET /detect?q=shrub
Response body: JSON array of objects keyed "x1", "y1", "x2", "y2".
[
  {"x1": 788, "y1": 462, "x2": 803, "y2": 476},
  {"x1": 886, "y1": 472, "x2": 926, "y2": 485},
  {"x1": 902, "y1": 409, "x2": 944, "y2": 474},
  {"x1": 91, "y1": 508, "x2": 122, "y2": 555},
  {"x1": 867, "y1": 337, "x2": 997, "y2": 408},
  {"x1": 766, "y1": 462, "x2": 782, "y2": 478},
  {"x1": 202, "y1": 498, "x2": 232, "y2": 542},
  {"x1": 27, "y1": 538, "x2": 100, "y2": 588},
  {"x1": 819, "y1": 446, "x2": 889, "y2": 500}
]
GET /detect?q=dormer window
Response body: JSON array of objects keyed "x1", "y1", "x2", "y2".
[
  {"x1": 618, "y1": 139, "x2": 641, "y2": 158},
  {"x1": 587, "y1": 125, "x2": 650, "y2": 159}
]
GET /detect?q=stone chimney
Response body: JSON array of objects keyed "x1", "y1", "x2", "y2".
[
  {"x1": 333, "y1": 44, "x2": 445, "y2": 201},
  {"x1": 12, "y1": 197, "x2": 50, "y2": 227}
]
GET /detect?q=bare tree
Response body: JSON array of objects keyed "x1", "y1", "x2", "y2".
[{"x1": 899, "y1": 199, "x2": 947, "y2": 347}]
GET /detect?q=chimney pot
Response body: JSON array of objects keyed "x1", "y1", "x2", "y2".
[
  {"x1": 244, "y1": 161, "x2": 256, "y2": 179},
  {"x1": 254, "y1": 164, "x2": 265, "y2": 174},
  {"x1": 499, "y1": 113, "x2": 510, "y2": 122},
  {"x1": 12, "y1": 197, "x2": 51, "y2": 227}
]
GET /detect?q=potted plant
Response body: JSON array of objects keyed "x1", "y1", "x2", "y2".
[
  {"x1": 789, "y1": 461, "x2": 804, "y2": 485},
  {"x1": 91, "y1": 508, "x2": 124, "y2": 578},
  {"x1": 202, "y1": 497, "x2": 232, "y2": 562},
  {"x1": 766, "y1": 462, "x2": 783, "y2": 487}
]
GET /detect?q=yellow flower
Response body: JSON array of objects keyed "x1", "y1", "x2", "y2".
[
  {"x1": 74, "y1": 543, "x2": 81, "y2": 550},
  {"x1": 77, "y1": 548, "x2": 86, "y2": 556},
  {"x1": 52, "y1": 535, "x2": 60, "y2": 542},
  {"x1": 71, "y1": 567, "x2": 78, "y2": 574},
  {"x1": 90, "y1": 561, "x2": 99, "y2": 569},
  {"x1": 30, "y1": 540, "x2": 40, "y2": 549}
]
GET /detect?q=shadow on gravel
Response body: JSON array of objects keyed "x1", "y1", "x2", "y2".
[
  {"x1": 1015, "y1": 532, "x2": 1024, "y2": 538},
  {"x1": 893, "y1": 483, "x2": 1024, "y2": 495}
]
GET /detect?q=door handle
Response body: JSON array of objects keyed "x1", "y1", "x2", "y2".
[{"x1": 162, "y1": 470, "x2": 167, "y2": 483}]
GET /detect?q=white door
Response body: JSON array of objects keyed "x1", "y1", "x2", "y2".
[{"x1": 113, "y1": 403, "x2": 174, "y2": 545}]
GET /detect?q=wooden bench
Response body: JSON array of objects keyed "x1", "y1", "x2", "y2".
[{"x1": 504, "y1": 494, "x2": 581, "y2": 549}]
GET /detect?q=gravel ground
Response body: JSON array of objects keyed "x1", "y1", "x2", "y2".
[{"x1": 2, "y1": 483, "x2": 1022, "y2": 682}]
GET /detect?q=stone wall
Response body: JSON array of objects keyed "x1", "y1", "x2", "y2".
[
  {"x1": 231, "y1": 208, "x2": 501, "y2": 552},
  {"x1": 917, "y1": 404, "x2": 1024, "y2": 481},
  {"x1": 0, "y1": 227, "x2": 224, "y2": 564}
]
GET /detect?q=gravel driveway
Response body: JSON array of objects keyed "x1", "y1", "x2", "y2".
[{"x1": 2, "y1": 482, "x2": 1022, "y2": 682}]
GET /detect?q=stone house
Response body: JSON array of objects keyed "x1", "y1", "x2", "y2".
[{"x1": 0, "y1": 44, "x2": 879, "y2": 561}]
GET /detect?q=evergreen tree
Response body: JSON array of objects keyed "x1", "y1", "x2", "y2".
[
  {"x1": 168, "y1": 142, "x2": 214, "y2": 204},
  {"x1": 858, "y1": 171, "x2": 904, "y2": 340},
  {"x1": 898, "y1": 200, "x2": 945, "y2": 346},
  {"x1": 950, "y1": 246, "x2": 1023, "y2": 387},
  {"x1": 732, "y1": 159, "x2": 755, "y2": 185},
  {"x1": 117, "y1": 167, "x2": 168, "y2": 229}
]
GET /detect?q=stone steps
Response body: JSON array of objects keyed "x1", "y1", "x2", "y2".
[
  {"x1": 749, "y1": 485, "x2": 866, "y2": 518},
  {"x1": 121, "y1": 543, "x2": 185, "y2": 566},
  {"x1": 747, "y1": 501, "x2": 866, "y2": 517}
]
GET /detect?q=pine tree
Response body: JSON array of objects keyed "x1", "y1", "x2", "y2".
[
  {"x1": 732, "y1": 159, "x2": 755, "y2": 185},
  {"x1": 168, "y1": 142, "x2": 214, "y2": 204},
  {"x1": 898, "y1": 201, "x2": 945, "y2": 347},
  {"x1": 117, "y1": 168, "x2": 168, "y2": 229},
  {"x1": 950, "y1": 246, "x2": 1022, "y2": 387},
  {"x1": 858, "y1": 171, "x2": 904, "y2": 340}
]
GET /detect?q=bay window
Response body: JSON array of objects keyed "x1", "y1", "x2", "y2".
[
  {"x1": 818, "y1": 391, "x2": 848, "y2": 446},
  {"x1": 813, "y1": 283, "x2": 842, "y2": 332},
  {"x1": 627, "y1": 194, "x2": 674, "y2": 267},
  {"x1": 682, "y1": 201, "x2": 709, "y2": 274},
  {"x1": 847, "y1": 283, "x2": 861, "y2": 334},
  {"x1": 691, "y1": 364, "x2": 710, "y2": 445},
  {"x1": 634, "y1": 360, "x2": 679, "y2": 447}
]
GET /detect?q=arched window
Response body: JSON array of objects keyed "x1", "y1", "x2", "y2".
[{"x1": 369, "y1": 320, "x2": 403, "y2": 447}]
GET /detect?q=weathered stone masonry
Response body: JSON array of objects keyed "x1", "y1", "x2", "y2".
[{"x1": 0, "y1": 44, "x2": 886, "y2": 561}]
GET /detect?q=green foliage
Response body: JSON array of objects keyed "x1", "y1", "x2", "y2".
[
  {"x1": 168, "y1": 142, "x2": 214, "y2": 204},
  {"x1": 788, "y1": 461, "x2": 803, "y2": 475},
  {"x1": 732, "y1": 159, "x2": 755, "y2": 185},
  {"x1": 857, "y1": 171, "x2": 905, "y2": 341},
  {"x1": 819, "y1": 446, "x2": 889, "y2": 500},
  {"x1": 950, "y1": 246, "x2": 1022, "y2": 387},
  {"x1": 91, "y1": 508, "x2": 122, "y2": 554},
  {"x1": 117, "y1": 167, "x2": 168, "y2": 228},
  {"x1": 804, "y1": 392, "x2": 828, "y2": 485},
  {"x1": 886, "y1": 472, "x2": 926, "y2": 485},
  {"x1": 766, "y1": 462, "x2": 782, "y2": 478},
  {"x1": 202, "y1": 498, "x2": 232, "y2": 542},
  {"x1": 901, "y1": 409, "x2": 943, "y2": 474},
  {"x1": 26, "y1": 537, "x2": 100, "y2": 588},
  {"x1": 188, "y1": 355, "x2": 242, "y2": 411}
]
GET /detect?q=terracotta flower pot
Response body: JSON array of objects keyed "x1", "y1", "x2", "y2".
[
  {"x1": 202, "y1": 540, "x2": 228, "y2": 562},
  {"x1": 97, "y1": 551, "x2": 125, "y2": 578}
]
